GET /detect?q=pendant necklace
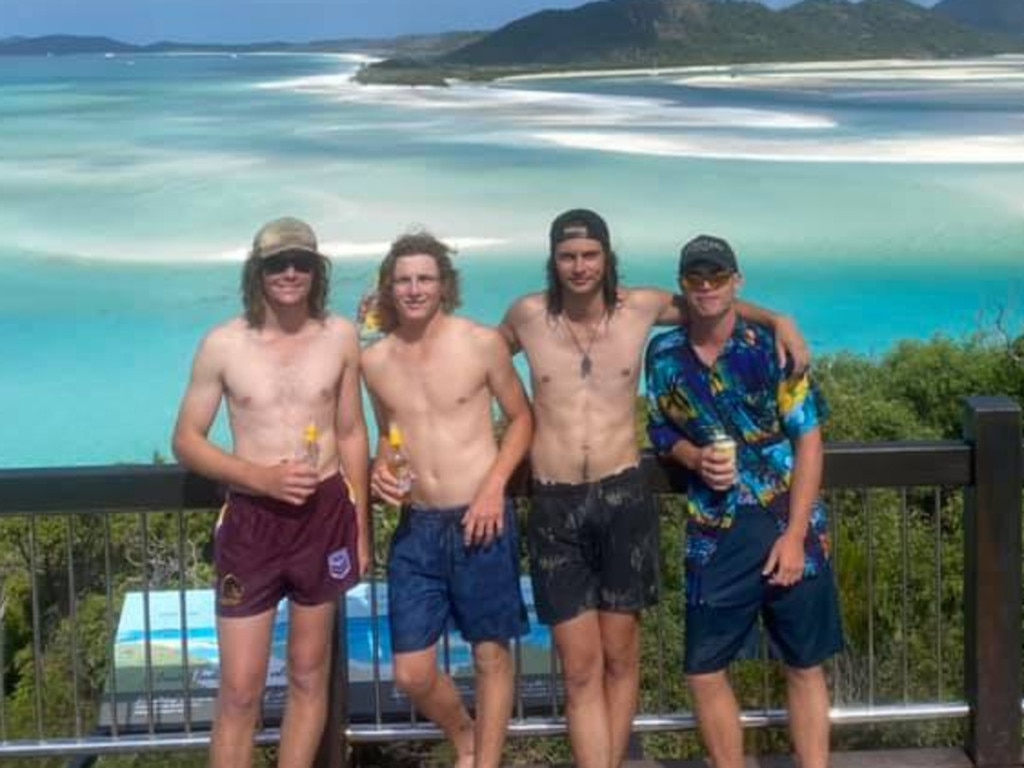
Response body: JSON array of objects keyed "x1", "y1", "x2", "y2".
[{"x1": 563, "y1": 316, "x2": 603, "y2": 379}]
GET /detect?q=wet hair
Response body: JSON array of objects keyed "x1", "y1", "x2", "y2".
[
  {"x1": 545, "y1": 242, "x2": 620, "y2": 317},
  {"x1": 240, "y1": 251, "x2": 331, "y2": 328},
  {"x1": 376, "y1": 231, "x2": 461, "y2": 333}
]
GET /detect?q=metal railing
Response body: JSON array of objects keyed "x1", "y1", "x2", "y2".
[{"x1": 0, "y1": 396, "x2": 1020, "y2": 766}]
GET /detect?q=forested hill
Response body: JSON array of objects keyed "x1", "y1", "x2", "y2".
[
  {"x1": 441, "y1": 0, "x2": 1019, "y2": 68},
  {"x1": 934, "y1": 0, "x2": 1024, "y2": 38}
]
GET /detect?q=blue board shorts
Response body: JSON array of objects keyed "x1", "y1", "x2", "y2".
[
  {"x1": 685, "y1": 505, "x2": 844, "y2": 675},
  {"x1": 387, "y1": 499, "x2": 529, "y2": 654}
]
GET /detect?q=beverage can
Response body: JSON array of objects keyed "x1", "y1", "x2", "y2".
[{"x1": 712, "y1": 434, "x2": 737, "y2": 476}]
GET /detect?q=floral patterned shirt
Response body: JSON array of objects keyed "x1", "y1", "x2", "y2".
[{"x1": 644, "y1": 317, "x2": 830, "y2": 576}]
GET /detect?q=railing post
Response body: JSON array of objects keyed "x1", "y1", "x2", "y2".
[
  {"x1": 963, "y1": 396, "x2": 1023, "y2": 768},
  {"x1": 314, "y1": 595, "x2": 350, "y2": 768}
]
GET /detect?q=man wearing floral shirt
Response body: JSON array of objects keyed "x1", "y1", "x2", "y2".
[{"x1": 645, "y1": 234, "x2": 843, "y2": 768}]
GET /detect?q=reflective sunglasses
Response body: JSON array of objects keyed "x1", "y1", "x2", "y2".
[
  {"x1": 261, "y1": 251, "x2": 318, "y2": 275},
  {"x1": 681, "y1": 270, "x2": 734, "y2": 291}
]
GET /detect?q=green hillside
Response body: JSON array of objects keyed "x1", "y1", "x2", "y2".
[
  {"x1": 356, "y1": 0, "x2": 1022, "y2": 84},
  {"x1": 934, "y1": 0, "x2": 1024, "y2": 37}
]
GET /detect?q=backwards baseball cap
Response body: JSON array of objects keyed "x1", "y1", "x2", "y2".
[
  {"x1": 549, "y1": 209, "x2": 611, "y2": 254},
  {"x1": 251, "y1": 217, "x2": 324, "y2": 260},
  {"x1": 678, "y1": 234, "x2": 738, "y2": 274}
]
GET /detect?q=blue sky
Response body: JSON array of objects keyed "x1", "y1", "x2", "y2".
[{"x1": 2, "y1": 0, "x2": 939, "y2": 44}]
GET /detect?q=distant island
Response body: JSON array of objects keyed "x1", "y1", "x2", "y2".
[
  {"x1": 4, "y1": 0, "x2": 1023, "y2": 88},
  {"x1": 0, "y1": 30, "x2": 484, "y2": 58},
  {"x1": 356, "y1": 0, "x2": 1024, "y2": 85}
]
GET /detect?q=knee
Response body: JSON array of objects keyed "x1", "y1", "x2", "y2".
[
  {"x1": 604, "y1": 642, "x2": 640, "y2": 683},
  {"x1": 473, "y1": 642, "x2": 511, "y2": 679},
  {"x1": 560, "y1": 648, "x2": 604, "y2": 696},
  {"x1": 394, "y1": 660, "x2": 438, "y2": 698},
  {"x1": 217, "y1": 677, "x2": 264, "y2": 722},
  {"x1": 786, "y1": 664, "x2": 825, "y2": 688},
  {"x1": 287, "y1": 652, "x2": 330, "y2": 699},
  {"x1": 686, "y1": 670, "x2": 730, "y2": 698}
]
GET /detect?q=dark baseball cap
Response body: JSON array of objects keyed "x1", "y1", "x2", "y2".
[
  {"x1": 549, "y1": 209, "x2": 610, "y2": 253},
  {"x1": 678, "y1": 234, "x2": 738, "y2": 274}
]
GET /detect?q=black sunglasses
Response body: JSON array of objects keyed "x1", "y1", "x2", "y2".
[{"x1": 261, "y1": 251, "x2": 318, "y2": 275}]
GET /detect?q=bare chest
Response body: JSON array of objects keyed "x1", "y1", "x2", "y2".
[
  {"x1": 224, "y1": 338, "x2": 343, "y2": 412},
  {"x1": 369, "y1": 358, "x2": 488, "y2": 418},
  {"x1": 523, "y1": 318, "x2": 647, "y2": 397}
]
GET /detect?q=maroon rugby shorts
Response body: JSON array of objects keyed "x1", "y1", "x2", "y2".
[{"x1": 214, "y1": 473, "x2": 359, "y2": 617}]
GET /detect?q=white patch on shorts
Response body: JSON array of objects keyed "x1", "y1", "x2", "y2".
[{"x1": 327, "y1": 547, "x2": 352, "y2": 581}]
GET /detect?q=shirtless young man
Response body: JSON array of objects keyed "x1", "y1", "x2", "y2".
[
  {"x1": 501, "y1": 209, "x2": 809, "y2": 768},
  {"x1": 363, "y1": 232, "x2": 533, "y2": 768},
  {"x1": 172, "y1": 217, "x2": 370, "y2": 768}
]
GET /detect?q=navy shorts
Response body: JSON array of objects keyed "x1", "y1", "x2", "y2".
[
  {"x1": 387, "y1": 500, "x2": 529, "y2": 654},
  {"x1": 528, "y1": 465, "x2": 660, "y2": 626},
  {"x1": 685, "y1": 506, "x2": 844, "y2": 675}
]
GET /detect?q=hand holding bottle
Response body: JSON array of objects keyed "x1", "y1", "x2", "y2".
[
  {"x1": 299, "y1": 422, "x2": 320, "y2": 469},
  {"x1": 371, "y1": 424, "x2": 413, "y2": 506}
]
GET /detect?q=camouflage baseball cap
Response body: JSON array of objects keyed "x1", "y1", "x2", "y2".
[{"x1": 251, "y1": 217, "x2": 323, "y2": 260}]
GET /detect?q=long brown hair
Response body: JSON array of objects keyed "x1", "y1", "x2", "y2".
[
  {"x1": 376, "y1": 232, "x2": 460, "y2": 333},
  {"x1": 545, "y1": 245, "x2": 620, "y2": 317},
  {"x1": 240, "y1": 252, "x2": 331, "y2": 327}
]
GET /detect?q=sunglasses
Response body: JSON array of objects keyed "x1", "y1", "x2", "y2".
[
  {"x1": 261, "y1": 251, "x2": 318, "y2": 275},
  {"x1": 681, "y1": 270, "x2": 734, "y2": 291}
]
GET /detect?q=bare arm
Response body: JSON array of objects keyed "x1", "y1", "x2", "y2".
[
  {"x1": 172, "y1": 333, "x2": 318, "y2": 504},
  {"x1": 735, "y1": 301, "x2": 810, "y2": 374},
  {"x1": 650, "y1": 288, "x2": 810, "y2": 374},
  {"x1": 498, "y1": 305, "x2": 523, "y2": 356},
  {"x1": 365, "y1": 383, "x2": 406, "y2": 506},
  {"x1": 764, "y1": 426, "x2": 823, "y2": 586},
  {"x1": 463, "y1": 332, "x2": 534, "y2": 546},
  {"x1": 335, "y1": 328, "x2": 371, "y2": 576}
]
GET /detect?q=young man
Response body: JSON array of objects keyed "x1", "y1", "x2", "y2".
[
  {"x1": 364, "y1": 232, "x2": 533, "y2": 768},
  {"x1": 645, "y1": 234, "x2": 843, "y2": 768},
  {"x1": 172, "y1": 217, "x2": 370, "y2": 768},
  {"x1": 500, "y1": 210, "x2": 810, "y2": 768}
]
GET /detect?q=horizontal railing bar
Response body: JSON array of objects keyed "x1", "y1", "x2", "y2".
[
  {"x1": 0, "y1": 465, "x2": 221, "y2": 514},
  {"x1": 0, "y1": 701, "x2": 970, "y2": 757},
  {"x1": 0, "y1": 729, "x2": 280, "y2": 758},
  {"x1": 345, "y1": 702, "x2": 970, "y2": 742},
  {"x1": 0, "y1": 441, "x2": 984, "y2": 515}
]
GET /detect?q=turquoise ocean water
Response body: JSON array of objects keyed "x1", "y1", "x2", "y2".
[{"x1": 1, "y1": 53, "x2": 1022, "y2": 468}]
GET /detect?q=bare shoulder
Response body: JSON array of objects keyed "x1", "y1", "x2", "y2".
[
  {"x1": 322, "y1": 314, "x2": 359, "y2": 344},
  {"x1": 455, "y1": 316, "x2": 509, "y2": 354},
  {"x1": 360, "y1": 332, "x2": 393, "y2": 372},
  {"x1": 197, "y1": 317, "x2": 246, "y2": 357},
  {"x1": 503, "y1": 291, "x2": 547, "y2": 329}
]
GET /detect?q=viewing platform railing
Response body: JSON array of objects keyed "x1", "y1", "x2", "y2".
[{"x1": 0, "y1": 396, "x2": 1020, "y2": 766}]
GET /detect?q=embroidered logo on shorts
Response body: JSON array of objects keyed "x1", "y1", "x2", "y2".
[
  {"x1": 220, "y1": 574, "x2": 244, "y2": 606},
  {"x1": 327, "y1": 548, "x2": 352, "y2": 581}
]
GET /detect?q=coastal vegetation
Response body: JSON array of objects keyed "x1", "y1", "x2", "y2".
[
  {"x1": 934, "y1": 0, "x2": 1024, "y2": 38},
  {"x1": 355, "y1": 0, "x2": 1024, "y2": 85},
  {"x1": 2, "y1": 327, "x2": 1022, "y2": 766}
]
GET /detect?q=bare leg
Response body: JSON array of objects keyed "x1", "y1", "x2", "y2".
[
  {"x1": 278, "y1": 601, "x2": 337, "y2": 768},
  {"x1": 553, "y1": 611, "x2": 611, "y2": 768},
  {"x1": 393, "y1": 645, "x2": 474, "y2": 767},
  {"x1": 598, "y1": 612, "x2": 641, "y2": 768},
  {"x1": 785, "y1": 665, "x2": 831, "y2": 768},
  {"x1": 210, "y1": 609, "x2": 276, "y2": 768},
  {"x1": 687, "y1": 670, "x2": 744, "y2": 768},
  {"x1": 471, "y1": 641, "x2": 514, "y2": 768}
]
